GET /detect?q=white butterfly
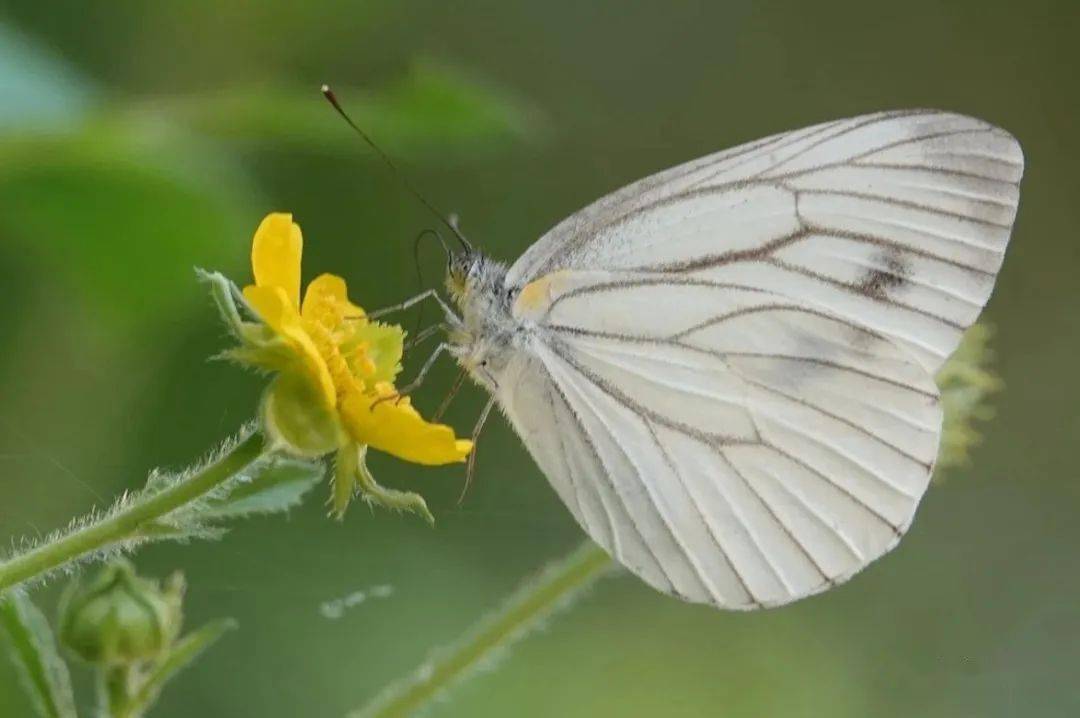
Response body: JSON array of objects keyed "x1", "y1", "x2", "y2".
[{"x1": 411, "y1": 110, "x2": 1022, "y2": 610}]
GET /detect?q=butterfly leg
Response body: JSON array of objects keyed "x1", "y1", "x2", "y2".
[
  {"x1": 404, "y1": 323, "x2": 447, "y2": 351},
  {"x1": 457, "y1": 394, "x2": 498, "y2": 504},
  {"x1": 431, "y1": 366, "x2": 468, "y2": 422},
  {"x1": 371, "y1": 342, "x2": 450, "y2": 408},
  {"x1": 367, "y1": 288, "x2": 460, "y2": 324}
]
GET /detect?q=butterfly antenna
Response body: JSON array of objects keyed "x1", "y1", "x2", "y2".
[
  {"x1": 321, "y1": 84, "x2": 473, "y2": 253},
  {"x1": 409, "y1": 227, "x2": 451, "y2": 336}
]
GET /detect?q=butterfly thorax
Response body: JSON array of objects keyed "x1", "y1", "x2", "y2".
[{"x1": 445, "y1": 252, "x2": 524, "y2": 386}]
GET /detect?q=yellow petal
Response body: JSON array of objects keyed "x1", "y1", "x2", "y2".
[
  {"x1": 251, "y1": 213, "x2": 303, "y2": 308},
  {"x1": 301, "y1": 273, "x2": 366, "y2": 329},
  {"x1": 339, "y1": 385, "x2": 472, "y2": 465},
  {"x1": 242, "y1": 284, "x2": 336, "y2": 409}
]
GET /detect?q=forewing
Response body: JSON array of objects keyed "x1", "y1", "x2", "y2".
[
  {"x1": 500, "y1": 110, "x2": 1022, "y2": 608},
  {"x1": 508, "y1": 109, "x2": 1023, "y2": 372}
]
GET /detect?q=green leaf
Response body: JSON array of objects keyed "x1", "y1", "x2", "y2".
[
  {"x1": 199, "y1": 458, "x2": 324, "y2": 520},
  {"x1": 0, "y1": 122, "x2": 259, "y2": 330},
  {"x1": 0, "y1": 592, "x2": 78, "y2": 718},
  {"x1": 123, "y1": 619, "x2": 236, "y2": 718},
  {"x1": 139, "y1": 60, "x2": 542, "y2": 156},
  {"x1": 134, "y1": 521, "x2": 228, "y2": 544}
]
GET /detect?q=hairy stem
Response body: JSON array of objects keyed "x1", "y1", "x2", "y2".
[
  {"x1": 354, "y1": 541, "x2": 613, "y2": 718},
  {"x1": 0, "y1": 431, "x2": 267, "y2": 593},
  {"x1": 100, "y1": 664, "x2": 137, "y2": 718}
]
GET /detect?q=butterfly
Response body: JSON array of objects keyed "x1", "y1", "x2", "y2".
[{"x1": 390, "y1": 109, "x2": 1023, "y2": 610}]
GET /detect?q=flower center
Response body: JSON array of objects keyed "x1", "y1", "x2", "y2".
[{"x1": 302, "y1": 318, "x2": 366, "y2": 404}]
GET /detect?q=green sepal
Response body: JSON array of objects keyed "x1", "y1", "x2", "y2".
[
  {"x1": 331, "y1": 444, "x2": 434, "y2": 524},
  {"x1": 198, "y1": 267, "x2": 299, "y2": 373},
  {"x1": 261, "y1": 373, "x2": 341, "y2": 458},
  {"x1": 331, "y1": 443, "x2": 360, "y2": 520},
  {"x1": 355, "y1": 445, "x2": 434, "y2": 526}
]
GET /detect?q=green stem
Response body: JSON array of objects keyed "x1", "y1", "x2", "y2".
[
  {"x1": 355, "y1": 541, "x2": 614, "y2": 718},
  {"x1": 0, "y1": 431, "x2": 267, "y2": 593},
  {"x1": 100, "y1": 664, "x2": 137, "y2": 718}
]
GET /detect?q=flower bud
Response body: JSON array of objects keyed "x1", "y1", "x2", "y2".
[{"x1": 58, "y1": 560, "x2": 183, "y2": 665}]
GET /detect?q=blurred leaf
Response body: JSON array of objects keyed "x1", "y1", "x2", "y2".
[
  {"x1": 0, "y1": 592, "x2": 77, "y2": 718},
  {"x1": 0, "y1": 58, "x2": 532, "y2": 331},
  {"x1": 0, "y1": 22, "x2": 96, "y2": 130},
  {"x1": 199, "y1": 458, "x2": 324, "y2": 520},
  {"x1": 139, "y1": 60, "x2": 542, "y2": 156},
  {"x1": 353, "y1": 541, "x2": 614, "y2": 718},
  {"x1": 936, "y1": 323, "x2": 1003, "y2": 474},
  {"x1": 0, "y1": 121, "x2": 260, "y2": 329},
  {"x1": 124, "y1": 618, "x2": 236, "y2": 717}
]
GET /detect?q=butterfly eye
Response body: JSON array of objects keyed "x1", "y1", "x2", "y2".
[{"x1": 449, "y1": 256, "x2": 468, "y2": 278}]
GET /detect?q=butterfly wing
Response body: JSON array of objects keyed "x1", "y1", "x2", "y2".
[
  {"x1": 508, "y1": 109, "x2": 1023, "y2": 372},
  {"x1": 498, "y1": 110, "x2": 1022, "y2": 609}
]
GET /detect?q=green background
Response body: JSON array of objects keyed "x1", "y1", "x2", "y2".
[{"x1": 1, "y1": 1, "x2": 1077, "y2": 716}]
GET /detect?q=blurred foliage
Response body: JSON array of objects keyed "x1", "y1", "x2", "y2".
[
  {"x1": 0, "y1": 29, "x2": 535, "y2": 333},
  {"x1": 0, "y1": 592, "x2": 77, "y2": 718},
  {"x1": 936, "y1": 325, "x2": 1003, "y2": 474},
  {"x1": 118, "y1": 617, "x2": 235, "y2": 717},
  {"x1": 140, "y1": 61, "x2": 542, "y2": 155},
  {"x1": 0, "y1": 127, "x2": 258, "y2": 330},
  {"x1": 355, "y1": 541, "x2": 614, "y2": 718},
  {"x1": 0, "y1": 24, "x2": 251, "y2": 330},
  {"x1": 0, "y1": 22, "x2": 94, "y2": 130},
  {"x1": 1, "y1": 2, "x2": 1078, "y2": 717}
]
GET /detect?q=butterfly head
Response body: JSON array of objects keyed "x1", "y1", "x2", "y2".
[
  {"x1": 445, "y1": 251, "x2": 469, "y2": 302},
  {"x1": 444, "y1": 247, "x2": 512, "y2": 338},
  {"x1": 446, "y1": 249, "x2": 489, "y2": 305}
]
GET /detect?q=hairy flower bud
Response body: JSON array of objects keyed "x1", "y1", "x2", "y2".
[{"x1": 58, "y1": 560, "x2": 183, "y2": 665}]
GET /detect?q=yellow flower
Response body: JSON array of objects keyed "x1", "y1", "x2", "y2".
[{"x1": 208, "y1": 213, "x2": 471, "y2": 521}]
